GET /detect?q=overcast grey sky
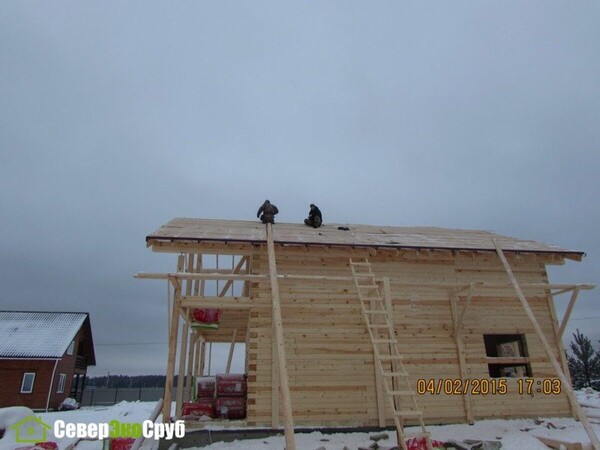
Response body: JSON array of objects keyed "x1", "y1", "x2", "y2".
[{"x1": 1, "y1": 2, "x2": 599, "y2": 376}]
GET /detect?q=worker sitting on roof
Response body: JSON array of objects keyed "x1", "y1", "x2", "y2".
[
  {"x1": 257, "y1": 200, "x2": 279, "y2": 224},
  {"x1": 304, "y1": 204, "x2": 322, "y2": 228}
]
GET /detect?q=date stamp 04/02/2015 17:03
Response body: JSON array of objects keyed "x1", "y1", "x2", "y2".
[{"x1": 416, "y1": 378, "x2": 562, "y2": 396}]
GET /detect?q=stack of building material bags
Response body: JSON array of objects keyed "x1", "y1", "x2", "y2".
[
  {"x1": 190, "y1": 309, "x2": 221, "y2": 330},
  {"x1": 214, "y1": 374, "x2": 247, "y2": 420},
  {"x1": 181, "y1": 376, "x2": 215, "y2": 421}
]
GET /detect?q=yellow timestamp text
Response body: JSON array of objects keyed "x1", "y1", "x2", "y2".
[
  {"x1": 416, "y1": 378, "x2": 562, "y2": 396},
  {"x1": 416, "y1": 378, "x2": 508, "y2": 395},
  {"x1": 517, "y1": 378, "x2": 561, "y2": 395}
]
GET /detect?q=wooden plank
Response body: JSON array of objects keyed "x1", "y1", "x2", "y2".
[
  {"x1": 136, "y1": 271, "x2": 593, "y2": 291},
  {"x1": 493, "y1": 240, "x2": 600, "y2": 450},
  {"x1": 271, "y1": 315, "x2": 280, "y2": 429},
  {"x1": 266, "y1": 224, "x2": 296, "y2": 450},
  {"x1": 535, "y1": 436, "x2": 583, "y2": 450},
  {"x1": 163, "y1": 254, "x2": 184, "y2": 423},
  {"x1": 381, "y1": 276, "x2": 395, "y2": 428},
  {"x1": 136, "y1": 272, "x2": 269, "y2": 281},
  {"x1": 449, "y1": 293, "x2": 474, "y2": 424},
  {"x1": 371, "y1": 293, "x2": 386, "y2": 428},
  {"x1": 218, "y1": 256, "x2": 249, "y2": 296},
  {"x1": 455, "y1": 283, "x2": 475, "y2": 332},
  {"x1": 181, "y1": 296, "x2": 252, "y2": 309},
  {"x1": 147, "y1": 218, "x2": 585, "y2": 258},
  {"x1": 185, "y1": 332, "x2": 197, "y2": 402},
  {"x1": 176, "y1": 321, "x2": 189, "y2": 417},
  {"x1": 484, "y1": 357, "x2": 530, "y2": 365},
  {"x1": 545, "y1": 277, "x2": 577, "y2": 418},
  {"x1": 225, "y1": 329, "x2": 237, "y2": 374},
  {"x1": 194, "y1": 335, "x2": 204, "y2": 377}
]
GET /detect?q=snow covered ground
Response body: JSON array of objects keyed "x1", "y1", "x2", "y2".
[{"x1": 0, "y1": 389, "x2": 597, "y2": 449}]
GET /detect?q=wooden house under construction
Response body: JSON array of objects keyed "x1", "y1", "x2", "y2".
[{"x1": 137, "y1": 218, "x2": 598, "y2": 450}]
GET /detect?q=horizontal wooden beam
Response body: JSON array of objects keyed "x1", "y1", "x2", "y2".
[
  {"x1": 390, "y1": 281, "x2": 594, "y2": 291},
  {"x1": 485, "y1": 357, "x2": 530, "y2": 365},
  {"x1": 181, "y1": 296, "x2": 252, "y2": 309},
  {"x1": 136, "y1": 272, "x2": 595, "y2": 292},
  {"x1": 148, "y1": 240, "x2": 256, "y2": 254},
  {"x1": 136, "y1": 272, "x2": 268, "y2": 281}
]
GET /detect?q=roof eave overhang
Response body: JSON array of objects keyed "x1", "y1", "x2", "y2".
[{"x1": 146, "y1": 236, "x2": 584, "y2": 262}]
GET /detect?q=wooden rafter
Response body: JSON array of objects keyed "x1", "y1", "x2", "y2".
[{"x1": 493, "y1": 240, "x2": 600, "y2": 450}]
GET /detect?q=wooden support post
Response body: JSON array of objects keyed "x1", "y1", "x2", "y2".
[
  {"x1": 226, "y1": 329, "x2": 238, "y2": 374},
  {"x1": 163, "y1": 284, "x2": 181, "y2": 423},
  {"x1": 558, "y1": 287, "x2": 581, "y2": 339},
  {"x1": 379, "y1": 278, "x2": 395, "y2": 427},
  {"x1": 176, "y1": 320, "x2": 189, "y2": 417},
  {"x1": 546, "y1": 284, "x2": 577, "y2": 417},
  {"x1": 266, "y1": 224, "x2": 296, "y2": 450},
  {"x1": 198, "y1": 341, "x2": 205, "y2": 377},
  {"x1": 493, "y1": 240, "x2": 600, "y2": 450},
  {"x1": 449, "y1": 293, "x2": 474, "y2": 424},
  {"x1": 372, "y1": 290, "x2": 386, "y2": 428},
  {"x1": 185, "y1": 331, "x2": 196, "y2": 402},
  {"x1": 194, "y1": 334, "x2": 204, "y2": 377},
  {"x1": 271, "y1": 316, "x2": 280, "y2": 429},
  {"x1": 194, "y1": 254, "x2": 202, "y2": 295},
  {"x1": 381, "y1": 277, "x2": 399, "y2": 442}
]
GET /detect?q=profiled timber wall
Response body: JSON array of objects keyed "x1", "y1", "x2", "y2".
[{"x1": 245, "y1": 246, "x2": 571, "y2": 427}]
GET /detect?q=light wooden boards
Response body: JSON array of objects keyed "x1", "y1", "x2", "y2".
[{"x1": 146, "y1": 218, "x2": 583, "y2": 260}]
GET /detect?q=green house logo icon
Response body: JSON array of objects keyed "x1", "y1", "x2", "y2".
[{"x1": 9, "y1": 415, "x2": 52, "y2": 443}]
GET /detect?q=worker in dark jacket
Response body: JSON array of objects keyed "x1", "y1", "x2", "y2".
[
  {"x1": 304, "y1": 204, "x2": 322, "y2": 228},
  {"x1": 257, "y1": 200, "x2": 279, "y2": 224}
]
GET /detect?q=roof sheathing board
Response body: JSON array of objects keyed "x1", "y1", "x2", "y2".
[{"x1": 146, "y1": 218, "x2": 584, "y2": 258}]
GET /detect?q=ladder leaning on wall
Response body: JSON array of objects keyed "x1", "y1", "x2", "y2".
[{"x1": 349, "y1": 258, "x2": 433, "y2": 450}]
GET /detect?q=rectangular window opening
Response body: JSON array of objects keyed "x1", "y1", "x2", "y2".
[
  {"x1": 20, "y1": 372, "x2": 35, "y2": 394},
  {"x1": 483, "y1": 334, "x2": 532, "y2": 378},
  {"x1": 57, "y1": 373, "x2": 66, "y2": 393}
]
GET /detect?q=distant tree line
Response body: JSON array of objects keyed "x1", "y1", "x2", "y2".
[
  {"x1": 567, "y1": 329, "x2": 600, "y2": 390},
  {"x1": 85, "y1": 375, "x2": 198, "y2": 389},
  {"x1": 86, "y1": 375, "x2": 166, "y2": 388}
]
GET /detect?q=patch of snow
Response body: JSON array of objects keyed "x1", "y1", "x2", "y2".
[{"x1": 1, "y1": 391, "x2": 599, "y2": 449}]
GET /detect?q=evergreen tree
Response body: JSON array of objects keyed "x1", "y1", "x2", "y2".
[{"x1": 567, "y1": 329, "x2": 600, "y2": 389}]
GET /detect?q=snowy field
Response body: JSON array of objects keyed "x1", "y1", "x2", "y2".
[{"x1": 0, "y1": 389, "x2": 598, "y2": 449}]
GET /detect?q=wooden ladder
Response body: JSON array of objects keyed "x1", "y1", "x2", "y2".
[{"x1": 350, "y1": 258, "x2": 433, "y2": 450}]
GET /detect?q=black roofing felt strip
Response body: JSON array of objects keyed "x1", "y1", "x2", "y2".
[{"x1": 145, "y1": 235, "x2": 584, "y2": 257}]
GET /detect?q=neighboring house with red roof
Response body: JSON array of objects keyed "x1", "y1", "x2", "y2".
[{"x1": 0, "y1": 311, "x2": 95, "y2": 411}]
